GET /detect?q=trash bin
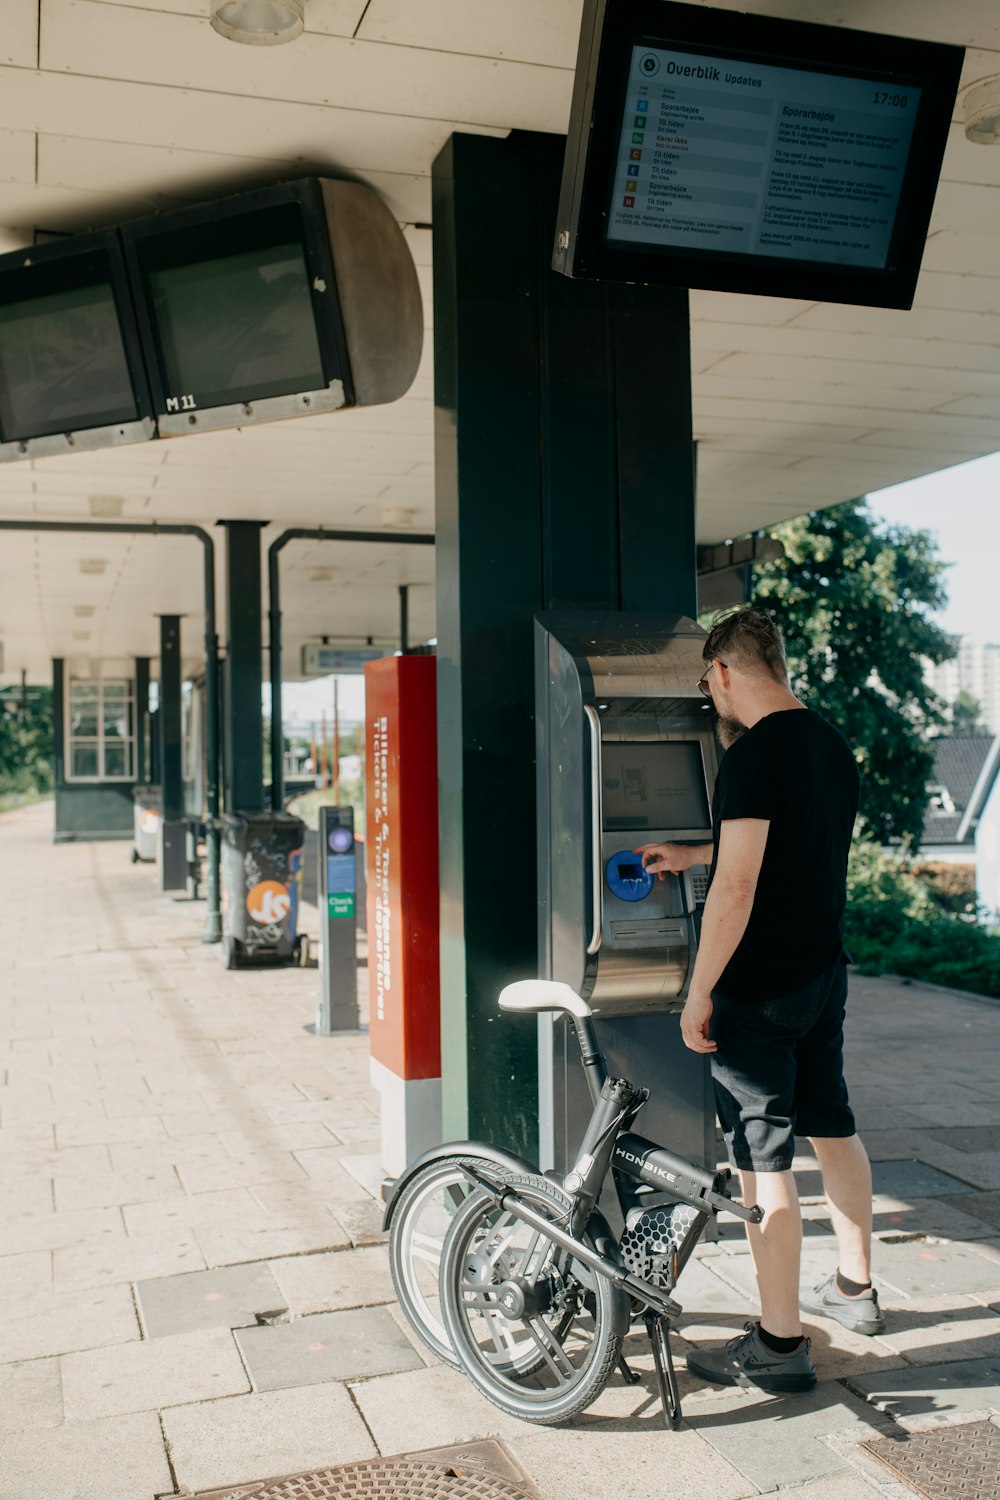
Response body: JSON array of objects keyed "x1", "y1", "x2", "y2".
[
  {"x1": 131, "y1": 784, "x2": 162, "y2": 864},
  {"x1": 220, "y1": 811, "x2": 306, "y2": 969}
]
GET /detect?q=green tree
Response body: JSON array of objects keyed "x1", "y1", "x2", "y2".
[
  {"x1": 951, "y1": 690, "x2": 987, "y2": 737},
  {"x1": 0, "y1": 687, "x2": 54, "y2": 799},
  {"x1": 749, "y1": 499, "x2": 954, "y2": 846}
]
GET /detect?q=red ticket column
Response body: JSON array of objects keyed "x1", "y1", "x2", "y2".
[{"x1": 365, "y1": 656, "x2": 440, "y2": 1175}]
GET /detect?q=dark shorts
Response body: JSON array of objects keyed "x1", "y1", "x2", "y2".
[{"x1": 709, "y1": 952, "x2": 856, "y2": 1173}]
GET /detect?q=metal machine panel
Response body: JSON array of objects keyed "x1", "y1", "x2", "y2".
[{"x1": 535, "y1": 611, "x2": 721, "y2": 1201}]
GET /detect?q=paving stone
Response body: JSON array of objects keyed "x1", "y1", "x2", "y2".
[
  {"x1": 268, "y1": 1245, "x2": 393, "y2": 1314},
  {"x1": 869, "y1": 1240, "x2": 1000, "y2": 1300},
  {"x1": 162, "y1": 1381, "x2": 377, "y2": 1494},
  {"x1": 848, "y1": 1353, "x2": 1000, "y2": 1421},
  {"x1": 926, "y1": 1126, "x2": 1000, "y2": 1154},
  {"x1": 235, "y1": 1305, "x2": 424, "y2": 1389},
  {"x1": 941, "y1": 1192, "x2": 1000, "y2": 1233},
  {"x1": 53, "y1": 1114, "x2": 167, "y2": 1147},
  {"x1": 877, "y1": 1295, "x2": 1000, "y2": 1366},
  {"x1": 0, "y1": 1409, "x2": 172, "y2": 1500},
  {"x1": 872, "y1": 1196, "x2": 998, "y2": 1241},
  {"x1": 53, "y1": 1226, "x2": 206, "y2": 1291},
  {"x1": 62, "y1": 1324, "x2": 250, "y2": 1420},
  {"x1": 0, "y1": 1283, "x2": 141, "y2": 1363},
  {"x1": 0, "y1": 1249, "x2": 53, "y2": 1307},
  {"x1": 196, "y1": 1214, "x2": 352, "y2": 1268},
  {"x1": 176, "y1": 1148, "x2": 308, "y2": 1194},
  {"x1": 353, "y1": 1362, "x2": 554, "y2": 1451},
  {"x1": 136, "y1": 1259, "x2": 287, "y2": 1336},
  {"x1": 871, "y1": 1160, "x2": 977, "y2": 1199},
  {"x1": 122, "y1": 1185, "x2": 262, "y2": 1237},
  {"x1": 0, "y1": 1143, "x2": 111, "y2": 1182},
  {"x1": 683, "y1": 1380, "x2": 892, "y2": 1490},
  {"x1": 0, "y1": 1357, "x2": 63, "y2": 1433},
  {"x1": 512, "y1": 1424, "x2": 751, "y2": 1500},
  {"x1": 53, "y1": 1165, "x2": 183, "y2": 1212}
]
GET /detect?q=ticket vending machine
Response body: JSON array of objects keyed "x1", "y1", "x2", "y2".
[{"x1": 535, "y1": 612, "x2": 720, "y2": 1206}]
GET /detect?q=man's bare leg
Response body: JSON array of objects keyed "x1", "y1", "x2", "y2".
[
  {"x1": 808, "y1": 1134, "x2": 873, "y2": 1285},
  {"x1": 739, "y1": 1167, "x2": 803, "y2": 1337}
]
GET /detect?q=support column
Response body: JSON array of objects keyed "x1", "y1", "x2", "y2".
[
  {"x1": 134, "y1": 657, "x2": 150, "y2": 785},
  {"x1": 158, "y1": 615, "x2": 186, "y2": 892},
  {"x1": 433, "y1": 131, "x2": 697, "y2": 1153},
  {"x1": 222, "y1": 521, "x2": 266, "y2": 813}
]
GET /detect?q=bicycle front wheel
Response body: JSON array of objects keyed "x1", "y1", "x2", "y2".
[{"x1": 440, "y1": 1173, "x2": 624, "y2": 1425}]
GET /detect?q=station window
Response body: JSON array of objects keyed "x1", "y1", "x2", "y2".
[{"x1": 66, "y1": 671, "x2": 135, "y2": 781}]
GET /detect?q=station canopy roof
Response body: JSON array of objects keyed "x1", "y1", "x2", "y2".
[{"x1": 0, "y1": 0, "x2": 998, "y2": 682}]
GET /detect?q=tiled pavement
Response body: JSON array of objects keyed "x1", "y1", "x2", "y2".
[{"x1": 2, "y1": 799, "x2": 1000, "y2": 1499}]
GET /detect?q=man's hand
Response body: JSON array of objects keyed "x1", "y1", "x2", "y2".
[
  {"x1": 680, "y1": 992, "x2": 717, "y2": 1053},
  {"x1": 634, "y1": 842, "x2": 695, "y2": 880}
]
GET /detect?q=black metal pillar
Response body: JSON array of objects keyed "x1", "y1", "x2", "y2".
[
  {"x1": 52, "y1": 659, "x2": 65, "y2": 789},
  {"x1": 134, "y1": 657, "x2": 150, "y2": 785},
  {"x1": 433, "y1": 131, "x2": 697, "y2": 1152},
  {"x1": 158, "y1": 615, "x2": 186, "y2": 892},
  {"x1": 399, "y1": 585, "x2": 410, "y2": 654},
  {"x1": 223, "y1": 521, "x2": 266, "y2": 814}
]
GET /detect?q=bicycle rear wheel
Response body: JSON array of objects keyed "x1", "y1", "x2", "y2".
[
  {"x1": 440, "y1": 1173, "x2": 624, "y2": 1424},
  {"x1": 388, "y1": 1154, "x2": 515, "y2": 1368}
]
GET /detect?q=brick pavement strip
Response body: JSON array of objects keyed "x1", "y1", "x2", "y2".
[
  {"x1": 4, "y1": 804, "x2": 1000, "y2": 1499},
  {"x1": 61, "y1": 1325, "x2": 251, "y2": 1421}
]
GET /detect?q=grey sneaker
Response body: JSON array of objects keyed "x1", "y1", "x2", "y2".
[
  {"x1": 801, "y1": 1274, "x2": 886, "y2": 1336},
  {"x1": 685, "y1": 1321, "x2": 817, "y2": 1393}
]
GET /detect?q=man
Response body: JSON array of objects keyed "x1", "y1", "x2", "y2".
[{"x1": 635, "y1": 607, "x2": 883, "y2": 1395}]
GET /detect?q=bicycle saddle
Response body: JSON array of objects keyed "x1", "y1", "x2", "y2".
[{"x1": 498, "y1": 980, "x2": 593, "y2": 1019}]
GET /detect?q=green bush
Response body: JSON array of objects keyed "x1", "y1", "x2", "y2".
[{"x1": 845, "y1": 838, "x2": 1000, "y2": 998}]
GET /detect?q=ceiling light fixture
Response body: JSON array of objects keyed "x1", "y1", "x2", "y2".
[
  {"x1": 210, "y1": 0, "x2": 304, "y2": 45},
  {"x1": 73, "y1": 605, "x2": 96, "y2": 618},
  {"x1": 964, "y1": 75, "x2": 1000, "y2": 143},
  {"x1": 88, "y1": 495, "x2": 124, "y2": 518},
  {"x1": 79, "y1": 559, "x2": 107, "y2": 575}
]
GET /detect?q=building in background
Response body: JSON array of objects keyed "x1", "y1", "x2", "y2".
[{"x1": 927, "y1": 640, "x2": 1000, "y2": 734}]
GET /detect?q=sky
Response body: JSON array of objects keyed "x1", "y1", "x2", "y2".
[
  {"x1": 867, "y1": 450, "x2": 1000, "y2": 646},
  {"x1": 278, "y1": 448, "x2": 1000, "y2": 722}
]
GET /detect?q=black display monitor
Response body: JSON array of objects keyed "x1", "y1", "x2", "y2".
[
  {"x1": 121, "y1": 177, "x2": 423, "y2": 437},
  {"x1": 0, "y1": 232, "x2": 152, "y2": 455},
  {"x1": 553, "y1": 1, "x2": 964, "y2": 307},
  {"x1": 121, "y1": 182, "x2": 352, "y2": 433},
  {"x1": 602, "y1": 740, "x2": 710, "y2": 832}
]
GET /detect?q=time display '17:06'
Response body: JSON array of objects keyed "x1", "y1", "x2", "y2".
[{"x1": 872, "y1": 91, "x2": 909, "y2": 106}]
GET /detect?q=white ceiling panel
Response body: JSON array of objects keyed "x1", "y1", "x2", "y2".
[
  {"x1": 42, "y1": 1, "x2": 573, "y2": 132},
  {"x1": 85, "y1": 0, "x2": 370, "y2": 36},
  {"x1": 0, "y1": 0, "x2": 999, "y2": 682},
  {"x1": 3, "y1": 1, "x2": 39, "y2": 68},
  {"x1": 358, "y1": 0, "x2": 582, "y2": 68}
]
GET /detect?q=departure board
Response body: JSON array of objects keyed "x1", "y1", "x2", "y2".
[
  {"x1": 608, "y1": 45, "x2": 920, "y2": 269},
  {"x1": 553, "y1": 1, "x2": 964, "y2": 307}
]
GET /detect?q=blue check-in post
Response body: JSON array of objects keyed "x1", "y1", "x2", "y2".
[{"x1": 317, "y1": 805, "x2": 360, "y2": 1033}]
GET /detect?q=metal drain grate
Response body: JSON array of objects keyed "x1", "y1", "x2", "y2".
[
  {"x1": 861, "y1": 1420, "x2": 1000, "y2": 1499},
  {"x1": 193, "y1": 1451, "x2": 539, "y2": 1500}
]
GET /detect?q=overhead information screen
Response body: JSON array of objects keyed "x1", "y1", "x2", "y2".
[
  {"x1": 602, "y1": 741, "x2": 710, "y2": 832},
  {"x1": 147, "y1": 241, "x2": 326, "y2": 412},
  {"x1": 553, "y1": 1, "x2": 964, "y2": 307},
  {"x1": 0, "y1": 283, "x2": 137, "y2": 441},
  {"x1": 0, "y1": 235, "x2": 150, "y2": 449},
  {"x1": 609, "y1": 46, "x2": 920, "y2": 269}
]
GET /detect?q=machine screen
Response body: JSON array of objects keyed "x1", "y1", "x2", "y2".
[{"x1": 602, "y1": 741, "x2": 709, "y2": 831}]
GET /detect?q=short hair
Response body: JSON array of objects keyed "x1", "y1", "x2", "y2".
[{"x1": 702, "y1": 607, "x2": 788, "y2": 682}]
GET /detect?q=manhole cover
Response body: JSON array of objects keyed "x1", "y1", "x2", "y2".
[
  {"x1": 861, "y1": 1420, "x2": 1000, "y2": 1499},
  {"x1": 205, "y1": 1457, "x2": 537, "y2": 1500}
]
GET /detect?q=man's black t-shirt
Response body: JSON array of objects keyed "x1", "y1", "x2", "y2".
[{"x1": 709, "y1": 708, "x2": 859, "y2": 1001}]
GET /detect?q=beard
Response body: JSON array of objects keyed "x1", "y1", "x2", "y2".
[{"x1": 716, "y1": 713, "x2": 746, "y2": 750}]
